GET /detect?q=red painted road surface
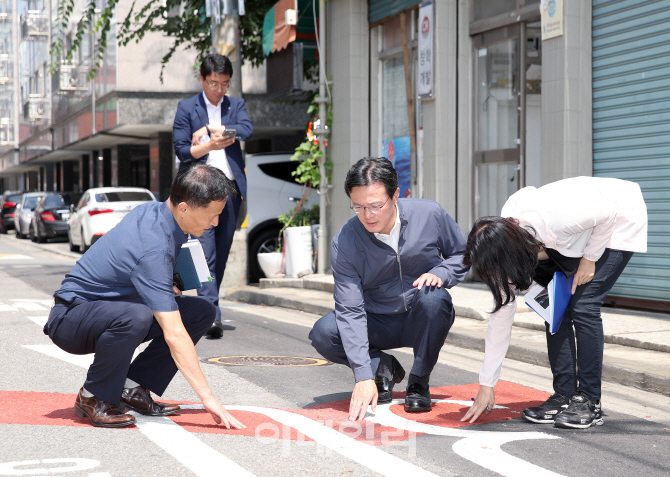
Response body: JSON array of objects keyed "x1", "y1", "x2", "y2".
[{"x1": 0, "y1": 382, "x2": 548, "y2": 445}]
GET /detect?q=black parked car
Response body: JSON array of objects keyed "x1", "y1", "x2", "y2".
[
  {"x1": 29, "y1": 192, "x2": 82, "y2": 243},
  {"x1": 0, "y1": 191, "x2": 22, "y2": 234}
]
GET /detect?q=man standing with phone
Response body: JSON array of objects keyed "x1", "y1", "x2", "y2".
[{"x1": 173, "y1": 54, "x2": 253, "y2": 338}]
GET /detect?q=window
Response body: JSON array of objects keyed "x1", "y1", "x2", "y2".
[
  {"x1": 258, "y1": 161, "x2": 300, "y2": 184},
  {"x1": 94, "y1": 191, "x2": 154, "y2": 202}
]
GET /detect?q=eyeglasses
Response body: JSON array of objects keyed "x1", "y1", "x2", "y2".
[
  {"x1": 351, "y1": 197, "x2": 390, "y2": 215},
  {"x1": 206, "y1": 80, "x2": 230, "y2": 90}
]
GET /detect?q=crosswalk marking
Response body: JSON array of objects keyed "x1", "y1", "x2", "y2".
[
  {"x1": 130, "y1": 413, "x2": 256, "y2": 477},
  {"x1": 0, "y1": 254, "x2": 33, "y2": 260}
]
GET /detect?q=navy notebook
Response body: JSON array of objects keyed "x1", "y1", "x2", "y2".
[{"x1": 173, "y1": 240, "x2": 212, "y2": 291}]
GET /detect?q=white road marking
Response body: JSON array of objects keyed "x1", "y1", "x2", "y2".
[
  {"x1": 20, "y1": 346, "x2": 257, "y2": 477},
  {"x1": 180, "y1": 404, "x2": 438, "y2": 477},
  {"x1": 26, "y1": 316, "x2": 48, "y2": 328},
  {"x1": 0, "y1": 458, "x2": 100, "y2": 474},
  {"x1": 22, "y1": 346, "x2": 142, "y2": 369},
  {"x1": 0, "y1": 304, "x2": 19, "y2": 312},
  {"x1": 0, "y1": 254, "x2": 33, "y2": 260},
  {"x1": 10, "y1": 302, "x2": 48, "y2": 311},
  {"x1": 434, "y1": 398, "x2": 508, "y2": 410},
  {"x1": 22, "y1": 345, "x2": 94, "y2": 368},
  {"x1": 89, "y1": 473, "x2": 112, "y2": 477},
  {"x1": 366, "y1": 400, "x2": 563, "y2": 477},
  {"x1": 129, "y1": 413, "x2": 256, "y2": 477},
  {"x1": 11, "y1": 299, "x2": 54, "y2": 307}
]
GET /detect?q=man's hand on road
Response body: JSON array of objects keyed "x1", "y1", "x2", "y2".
[
  {"x1": 461, "y1": 385, "x2": 495, "y2": 423},
  {"x1": 202, "y1": 395, "x2": 246, "y2": 429},
  {"x1": 413, "y1": 273, "x2": 443, "y2": 290},
  {"x1": 349, "y1": 379, "x2": 377, "y2": 421}
]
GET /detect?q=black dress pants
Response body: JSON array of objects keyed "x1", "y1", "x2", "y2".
[
  {"x1": 45, "y1": 295, "x2": 215, "y2": 405},
  {"x1": 309, "y1": 286, "x2": 455, "y2": 380}
]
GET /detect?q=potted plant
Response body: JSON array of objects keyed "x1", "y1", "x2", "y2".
[
  {"x1": 279, "y1": 203, "x2": 319, "y2": 278},
  {"x1": 256, "y1": 94, "x2": 332, "y2": 279}
]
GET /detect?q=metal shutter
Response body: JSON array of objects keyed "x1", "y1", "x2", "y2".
[{"x1": 592, "y1": 0, "x2": 670, "y2": 304}]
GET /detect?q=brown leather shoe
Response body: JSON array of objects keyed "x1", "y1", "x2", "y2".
[
  {"x1": 74, "y1": 389, "x2": 136, "y2": 428},
  {"x1": 119, "y1": 385, "x2": 180, "y2": 416}
]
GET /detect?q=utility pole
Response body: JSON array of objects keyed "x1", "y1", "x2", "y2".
[
  {"x1": 213, "y1": 14, "x2": 242, "y2": 97},
  {"x1": 314, "y1": 0, "x2": 330, "y2": 275}
]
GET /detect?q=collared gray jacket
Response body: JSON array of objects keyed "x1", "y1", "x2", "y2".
[{"x1": 331, "y1": 198, "x2": 469, "y2": 382}]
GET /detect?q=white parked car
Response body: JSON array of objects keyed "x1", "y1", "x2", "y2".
[
  {"x1": 68, "y1": 187, "x2": 156, "y2": 253},
  {"x1": 245, "y1": 153, "x2": 318, "y2": 282}
]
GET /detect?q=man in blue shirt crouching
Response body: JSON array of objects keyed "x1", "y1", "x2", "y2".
[{"x1": 44, "y1": 163, "x2": 245, "y2": 429}]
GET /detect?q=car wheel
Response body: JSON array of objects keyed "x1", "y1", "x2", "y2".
[
  {"x1": 80, "y1": 227, "x2": 88, "y2": 253},
  {"x1": 29, "y1": 225, "x2": 36, "y2": 242},
  {"x1": 68, "y1": 230, "x2": 80, "y2": 252},
  {"x1": 248, "y1": 227, "x2": 281, "y2": 283},
  {"x1": 16, "y1": 224, "x2": 23, "y2": 239},
  {"x1": 36, "y1": 225, "x2": 44, "y2": 243}
]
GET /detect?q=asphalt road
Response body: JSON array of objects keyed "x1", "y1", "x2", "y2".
[{"x1": 1, "y1": 231, "x2": 669, "y2": 477}]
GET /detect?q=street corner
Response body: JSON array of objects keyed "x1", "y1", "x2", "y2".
[{"x1": 387, "y1": 381, "x2": 550, "y2": 428}]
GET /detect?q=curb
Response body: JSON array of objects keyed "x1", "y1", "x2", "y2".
[
  {"x1": 29, "y1": 242, "x2": 81, "y2": 260},
  {"x1": 225, "y1": 286, "x2": 670, "y2": 398},
  {"x1": 226, "y1": 288, "x2": 334, "y2": 316}
]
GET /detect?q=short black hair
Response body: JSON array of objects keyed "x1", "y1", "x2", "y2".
[
  {"x1": 169, "y1": 163, "x2": 237, "y2": 209},
  {"x1": 200, "y1": 54, "x2": 233, "y2": 78},
  {"x1": 463, "y1": 216, "x2": 540, "y2": 313},
  {"x1": 344, "y1": 157, "x2": 398, "y2": 198}
]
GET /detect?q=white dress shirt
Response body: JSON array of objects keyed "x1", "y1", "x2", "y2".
[
  {"x1": 201, "y1": 92, "x2": 234, "y2": 180},
  {"x1": 479, "y1": 176, "x2": 648, "y2": 388},
  {"x1": 374, "y1": 203, "x2": 401, "y2": 253}
]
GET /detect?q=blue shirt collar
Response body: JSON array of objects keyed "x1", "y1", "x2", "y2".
[{"x1": 160, "y1": 201, "x2": 188, "y2": 249}]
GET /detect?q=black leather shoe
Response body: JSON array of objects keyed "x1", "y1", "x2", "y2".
[
  {"x1": 119, "y1": 385, "x2": 180, "y2": 416},
  {"x1": 206, "y1": 319, "x2": 224, "y2": 339},
  {"x1": 375, "y1": 354, "x2": 405, "y2": 403},
  {"x1": 404, "y1": 383, "x2": 432, "y2": 413}
]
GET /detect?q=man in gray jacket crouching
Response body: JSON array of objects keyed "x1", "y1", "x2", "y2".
[{"x1": 309, "y1": 157, "x2": 469, "y2": 421}]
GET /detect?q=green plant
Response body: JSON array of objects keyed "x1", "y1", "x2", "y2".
[
  {"x1": 279, "y1": 204, "x2": 319, "y2": 228},
  {"x1": 50, "y1": 0, "x2": 317, "y2": 83},
  {"x1": 289, "y1": 93, "x2": 333, "y2": 188}
]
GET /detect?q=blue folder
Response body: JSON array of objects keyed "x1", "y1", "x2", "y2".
[
  {"x1": 526, "y1": 271, "x2": 574, "y2": 334},
  {"x1": 173, "y1": 247, "x2": 202, "y2": 291}
]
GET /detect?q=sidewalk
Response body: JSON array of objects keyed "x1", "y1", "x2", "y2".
[{"x1": 223, "y1": 274, "x2": 670, "y2": 397}]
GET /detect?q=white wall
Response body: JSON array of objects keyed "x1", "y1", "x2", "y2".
[
  {"x1": 540, "y1": 0, "x2": 592, "y2": 184},
  {"x1": 326, "y1": 0, "x2": 371, "y2": 254}
]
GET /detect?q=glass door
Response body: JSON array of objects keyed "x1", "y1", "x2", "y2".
[{"x1": 473, "y1": 26, "x2": 520, "y2": 218}]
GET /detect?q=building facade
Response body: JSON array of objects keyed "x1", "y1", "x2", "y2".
[
  {"x1": 0, "y1": 0, "x2": 311, "y2": 200},
  {"x1": 325, "y1": 0, "x2": 669, "y2": 310}
]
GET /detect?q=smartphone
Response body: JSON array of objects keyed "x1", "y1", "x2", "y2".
[{"x1": 223, "y1": 128, "x2": 237, "y2": 139}]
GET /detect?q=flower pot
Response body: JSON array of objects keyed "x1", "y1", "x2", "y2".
[
  {"x1": 284, "y1": 225, "x2": 314, "y2": 278},
  {"x1": 257, "y1": 252, "x2": 285, "y2": 278}
]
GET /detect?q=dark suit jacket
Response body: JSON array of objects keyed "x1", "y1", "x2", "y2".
[{"x1": 173, "y1": 93, "x2": 253, "y2": 199}]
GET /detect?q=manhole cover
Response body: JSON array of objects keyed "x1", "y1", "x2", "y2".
[{"x1": 204, "y1": 356, "x2": 332, "y2": 367}]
